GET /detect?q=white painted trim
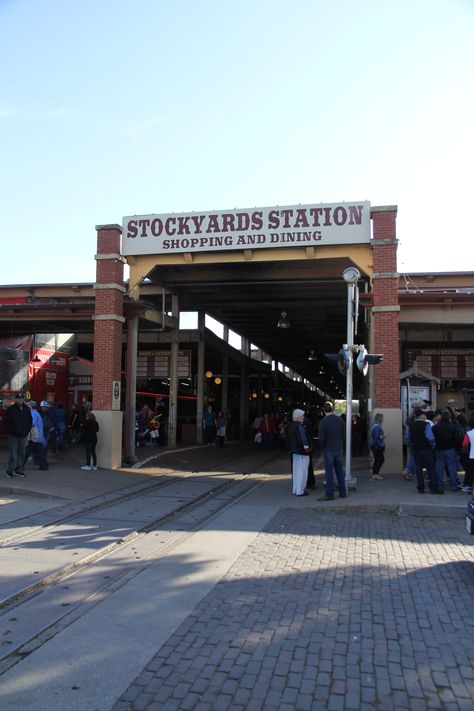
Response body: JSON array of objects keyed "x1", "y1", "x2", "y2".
[
  {"x1": 93, "y1": 283, "x2": 127, "y2": 292},
  {"x1": 92, "y1": 314, "x2": 126, "y2": 323}
]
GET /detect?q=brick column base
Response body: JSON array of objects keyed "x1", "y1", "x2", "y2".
[
  {"x1": 95, "y1": 411, "x2": 123, "y2": 469},
  {"x1": 372, "y1": 408, "x2": 403, "y2": 475},
  {"x1": 93, "y1": 224, "x2": 125, "y2": 469}
]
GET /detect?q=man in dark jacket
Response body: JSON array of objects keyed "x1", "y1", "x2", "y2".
[
  {"x1": 5, "y1": 392, "x2": 32, "y2": 478},
  {"x1": 432, "y1": 409, "x2": 462, "y2": 492},
  {"x1": 406, "y1": 408, "x2": 438, "y2": 494},
  {"x1": 304, "y1": 415, "x2": 316, "y2": 489},
  {"x1": 318, "y1": 401, "x2": 346, "y2": 501}
]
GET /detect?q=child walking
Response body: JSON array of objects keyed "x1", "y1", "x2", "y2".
[{"x1": 81, "y1": 412, "x2": 99, "y2": 470}]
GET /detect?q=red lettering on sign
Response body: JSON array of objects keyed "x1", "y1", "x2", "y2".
[
  {"x1": 294, "y1": 209, "x2": 309, "y2": 228},
  {"x1": 165, "y1": 217, "x2": 176, "y2": 236},
  {"x1": 127, "y1": 220, "x2": 138, "y2": 238},
  {"x1": 309, "y1": 207, "x2": 323, "y2": 226},
  {"x1": 236, "y1": 213, "x2": 250, "y2": 231},
  {"x1": 252, "y1": 211, "x2": 263, "y2": 230},
  {"x1": 333, "y1": 206, "x2": 347, "y2": 226},
  {"x1": 151, "y1": 218, "x2": 163, "y2": 237},
  {"x1": 191, "y1": 215, "x2": 206, "y2": 233},
  {"x1": 348, "y1": 205, "x2": 363, "y2": 225},
  {"x1": 138, "y1": 219, "x2": 150, "y2": 237},
  {"x1": 268, "y1": 210, "x2": 280, "y2": 229},
  {"x1": 177, "y1": 216, "x2": 191, "y2": 234},
  {"x1": 281, "y1": 209, "x2": 293, "y2": 228},
  {"x1": 221, "y1": 213, "x2": 235, "y2": 232},
  {"x1": 206, "y1": 215, "x2": 220, "y2": 233}
]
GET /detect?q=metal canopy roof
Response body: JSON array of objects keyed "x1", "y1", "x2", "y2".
[
  {"x1": 147, "y1": 255, "x2": 369, "y2": 396},
  {"x1": 0, "y1": 253, "x2": 371, "y2": 398}
]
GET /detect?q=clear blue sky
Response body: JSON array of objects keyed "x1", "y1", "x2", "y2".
[{"x1": 1, "y1": 0, "x2": 472, "y2": 285}]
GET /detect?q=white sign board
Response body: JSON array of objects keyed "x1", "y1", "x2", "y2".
[
  {"x1": 112, "y1": 380, "x2": 121, "y2": 411},
  {"x1": 122, "y1": 201, "x2": 370, "y2": 256},
  {"x1": 401, "y1": 385, "x2": 430, "y2": 425}
]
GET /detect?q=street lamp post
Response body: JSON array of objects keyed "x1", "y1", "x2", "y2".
[{"x1": 342, "y1": 267, "x2": 360, "y2": 486}]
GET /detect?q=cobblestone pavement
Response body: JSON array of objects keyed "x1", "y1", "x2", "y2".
[{"x1": 113, "y1": 511, "x2": 474, "y2": 711}]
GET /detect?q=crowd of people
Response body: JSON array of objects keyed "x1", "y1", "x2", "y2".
[
  {"x1": 4, "y1": 391, "x2": 473, "y2": 498},
  {"x1": 3, "y1": 393, "x2": 99, "y2": 477},
  {"x1": 269, "y1": 398, "x2": 474, "y2": 500},
  {"x1": 250, "y1": 404, "x2": 345, "y2": 499},
  {"x1": 402, "y1": 398, "x2": 473, "y2": 495},
  {"x1": 202, "y1": 405, "x2": 227, "y2": 447},
  {"x1": 135, "y1": 400, "x2": 168, "y2": 447}
]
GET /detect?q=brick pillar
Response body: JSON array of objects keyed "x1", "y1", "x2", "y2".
[
  {"x1": 93, "y1": 224, "x2": 125, "y2": 469},
  {"x1": 370, "y1": 206, "x2": 402, "y2": 473}
]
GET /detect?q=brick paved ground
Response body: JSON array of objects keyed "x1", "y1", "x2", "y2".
[{"x1": 113, "y1": 511, "x2": 474, "y2": 711}]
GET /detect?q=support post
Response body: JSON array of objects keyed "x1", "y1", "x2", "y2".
[
  {"x1": 92, "y1": 224, "x2": 125, "y2": 469},
  {"x1": 239, "y1": 363, "x2": 249, "y2": 441},
  {"x1": 371, "y1": 205, "x2": 402, "y2": 473},
  {"x1": 222, "y1": 354, "x2": 229, "y2": 416},
  {"x1": 342, "y1": 266, "x2": 361, "y2": 488},
  {"x1": 168, "y1": 294, "x2": 179, "y2": 448},
  {"x1": 345, "y1": 281, "x2": 356, "y2": 485},
  {"x1": 196, "y1": 311, "x2": 205, "y2": 444},
  {"x1": 124, "y1": 315, "x2": 138, "y2": 463}
]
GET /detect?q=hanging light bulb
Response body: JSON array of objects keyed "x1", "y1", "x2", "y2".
[{"x1": 277, "y1": 311, "x2": 291, "y2": 329}]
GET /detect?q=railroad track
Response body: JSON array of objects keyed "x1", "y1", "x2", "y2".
[{"x1": 0, "y1": 450, "x2": 281, "y2": 675}]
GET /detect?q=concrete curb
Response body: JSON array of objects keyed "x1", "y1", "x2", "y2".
[{"x1": 398, "y1": 502, "x2": 467, "y2": 518}]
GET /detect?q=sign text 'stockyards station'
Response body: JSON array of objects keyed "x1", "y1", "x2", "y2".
[{"x1": 122, "y1": 201, "x2": 370, "y2": 255}]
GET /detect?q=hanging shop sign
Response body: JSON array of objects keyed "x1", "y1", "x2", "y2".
[
  {"x1": 136, "y1": 350, "x2": 191, "y2": 378},
  {"x1": 122, "y1": 201, "x2": 370, "y2": 256},
  {"x1": 405, "y1": 349, "x2": 474, "y2": 380},
  {"x1": 68, "y1": 375, "x2": 93, "y2": 386}
]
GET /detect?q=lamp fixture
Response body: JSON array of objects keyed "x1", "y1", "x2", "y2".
[
  {"x1": 50, "y1": 355, "x2": 60, "y2": 364},
  {"x1": 32, "y1": 355, "x2": 41, "y2": 363},
  {"x1": 308, "y1": 350, "x2": 317, "y2": 361},
  {"x1": 214, "y1": 376, "x2": 222, "y2": 385},
  {"x1": 277, "y1": 311, "x2": 291, "y2": 329},
  {"x1": 342, "y1": 266, "x2": 361, "y2": 285},
  {"x1": 205, "y1": 370, "x2": 213, "y2": 379}
]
